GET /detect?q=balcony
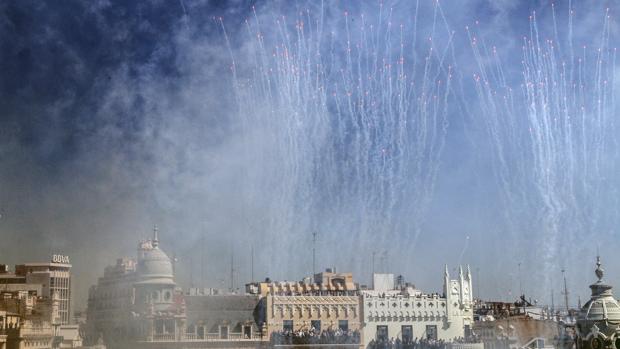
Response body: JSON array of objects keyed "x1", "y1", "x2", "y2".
[
  {"x1": 147, "y1": 332, "x2": 264, "y2": 342},
  {"x1": 152, "y1": 333, "x2": 176, "y2": 341},
  {"x1": 447, "y1": 343, "x2": 485, "y2": 349}
]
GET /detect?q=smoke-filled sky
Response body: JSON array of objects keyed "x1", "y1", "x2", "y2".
[{"x1": 1, "y1": 0, "x2": 619, "y2": 310}]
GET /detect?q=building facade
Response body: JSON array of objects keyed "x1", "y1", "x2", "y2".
[
  {"x1": 361, "y1": 266, "x2": 474, "y2": 348},
  {"x1": 266, "y1": 294, "x2": 360, "y2": 335},
  {"x1": 473, "y1": 295, "x2": 562, "y2": 349},
  {"x1": 15, "y1": 259, "x2": 72, "y2": 325},
  {"x1": 0, "y1": 256, "x2": 72, "y2": 325},
  {"x1": 247, "y1": 269, "x2": 361, "y2": 346},
  {"x1": 0, "y1": 289, "x2": 58, "y2": 349},
  {"x1": 85, "y1": 229, "x2": 186, "y2": 349},
  {"x1": 184, "y1": 292, "x2": 262, "y2": 342},
  {"x1": 85, "y1": 228, "x2": 265, "y2": 349}
]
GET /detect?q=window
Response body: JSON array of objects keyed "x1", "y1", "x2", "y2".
[
  {"x1": 402, "y1": 325, "x2": 413, "y2": 342},
  {"x1": 164, "y1": 291, "x2": 171, "y2": 301},
  {"x1": 426, "y1": 325, "x2": 437, "y2": 340},
  {"x1": 197, "y1": 326, "x2": 205, "y2": 339},
  {"x1": 155, "y1": 319, "x2": 164, "y2": 334},
  {"x1": 243, "y1": 325, "x2": 252, "y2": 339},
  {"x1": 220, "y1": 325, "x2": 229, "y2": 339},
  {"x1": 283, "y1": 320, "x2": 294, "y2": 331},
  {"x1": 465, "y1": 325, "x2": 472, "y2": 338},
  {"x1": 338, "y1": 320, "x2": 348, "y2": 332},
  {"x1": 377, "y1": 325, "x2": 388, "y2": 340},
  {"x1": 164, "y1": 319, "x2": 175, "y2": 334},
  {"x1": 311, "y1": 320, "x2": 321, "y2": 331}
]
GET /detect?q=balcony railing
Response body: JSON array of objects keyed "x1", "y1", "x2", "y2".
[
  {"x1": 447, "y1": 343, "x2": 485, "y2": 349},
  {"x1": 152, "y1": 333, "x2": 176, "y2": 341},
  {"x1": 147, "y1": 332, "x2": 264, "y2": 342}
]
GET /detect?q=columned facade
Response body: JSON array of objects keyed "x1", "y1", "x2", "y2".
[
  {"x1": 361, "y1": 267, "x2": 474, "y2": 348},
  {"x1": 266, "y1": 295, "x2": 361, "y2": 336}
]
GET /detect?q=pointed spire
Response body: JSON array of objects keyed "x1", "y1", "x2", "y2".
[
  {"x1": 445, "y1": 264, "x2": 449, "y2": 278},
  {"x1": 152, "y1": 224, "x2": 159, "y2": 248},
  {"x1": 459, "y1": 265, "x2": 464, "y2": 278},
  {"x1": 467, "y1": 264, "x2": 472, "y2": 280}
]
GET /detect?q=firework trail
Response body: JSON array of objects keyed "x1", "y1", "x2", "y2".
[
  {"x1": 222, "y1": 0, "x2": 455, "y2": 268},
  {"x1": 468, "y1": 3, "x2": 618, "y2": 288}
]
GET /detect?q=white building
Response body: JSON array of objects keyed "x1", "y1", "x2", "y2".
[
  {"x1": 84, "y1": 228, "x2": 186, "y2": 349},
  {"x1": 361, "y1": 266, "x2": 474, "y2": 347},
  {"x1": 85, "y1": 228, "x2": 264, "y2": 349}
]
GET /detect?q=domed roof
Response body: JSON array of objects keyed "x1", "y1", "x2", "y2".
[
  {"x1": 135, "y1": 227, "x2": 175, "y2": 284},
  {"x1": 138, "y1": 247, "x2": 173, "y2": 277},
  {"x1": 580, "y1": 297, "x2": 620, "y2": 322},
  {"x1": 577, "y1": 257, "x2": 620, "y2": 344},
  {"x1": 578, "y1": 257, "x2": 620, "y2": 323}
]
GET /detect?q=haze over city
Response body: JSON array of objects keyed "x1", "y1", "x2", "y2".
[{"x1": 0, "y1": 0, "x2": 618, "y2": 313}]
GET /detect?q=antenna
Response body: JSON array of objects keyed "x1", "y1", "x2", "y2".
[
  {"x1": 476, "y1": 267, "x2": 481, "y2": 300},
  {"x1": 201, "y1": 232, "x2": 205, "y2": 288},
  {"x1": 561, "y1": 269, "x2": 569, "y2": 314},
  {"x1": 380, "y1": 250, "x2": 387, "y2": 272},
  {"x1": 251, "y1": 245, "x2": 254, "y2": 282},
  {"x1": 518, "y1": 262, "x2": 523, "y2": 296},
  {"x1": 190, "y1": 255, "x2": 194, "y2": 288},
  {"x1": 551, "y1": 289, "x2": 555, "y2": 319},
  {"x1": 372, "y1": 251, "x2": 376, "y2": 276},
  {"x1": 312, "y1": 232, "x2": 317, "y2": 276},
  {"x1": 230, "y1": 250, "x2": 235, "y2": 291}
]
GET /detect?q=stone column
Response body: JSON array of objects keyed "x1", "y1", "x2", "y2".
[
  {"x1": 177, "y1": 317, "x2": 186, "y2": 341},
  {"x1": 147, "y1": 318, "x2": 154, "y2": 341}
]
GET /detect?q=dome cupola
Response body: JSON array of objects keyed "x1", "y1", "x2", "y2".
[
  {"x1": 576, "y1": 257, "x2": 620, "y2": 349},
  {"x1": 135, "y1": 225, "x2": 175, "y2": 285}
]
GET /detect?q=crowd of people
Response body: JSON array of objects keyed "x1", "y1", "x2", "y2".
[
  {"x1": 269, "y1": 327, "x2": 481, "y2": 348},
  {"x1": 453, "y1": 335, "x2": 481, "y2": 344},
  {"x1": 270, "y1": 327, "x2": 361, "y2": 345},
  {"x1": 368, "y1": 337, "x2": 478, "y2": 349}
]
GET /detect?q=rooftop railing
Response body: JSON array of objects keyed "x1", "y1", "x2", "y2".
[{"x1": 147, "y1": 331, "x2": 264, "y2": 342}]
